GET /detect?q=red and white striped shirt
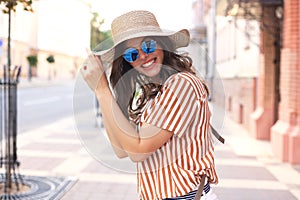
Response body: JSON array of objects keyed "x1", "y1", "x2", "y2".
[{"x1": 139, "y1": 72, "x2": 218, "y2": 200}]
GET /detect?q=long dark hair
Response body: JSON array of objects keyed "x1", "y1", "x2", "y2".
[{"x1": 109, "y1": 36, "x2": 208, "y2": 120}]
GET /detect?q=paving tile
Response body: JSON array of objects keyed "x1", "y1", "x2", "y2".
[
  {"x1": 52, "y1": 156, "x2": 92, "y2": 175},
  {"x1": 217, "y1": 165, "x2": 278, "y2": 180},
  {"x1": 19, "y1": 156, "x2": 65, "y2": 171},
  {"x1": 293, "y1": 165, "x2": 300, "y2": 173},
  {"x1": 215, "y1": 148, "x2": 240, "y2": 159},
  {"x1": 214, "y1": 188, "x2": 298, "y2": 200},
  {"x1": 62, "y1": 181, "x2": 137, "y2": 200},
  {"x1": 81, "y1": 159, "x2": 119, "y2": 174},
  {"x1": 20, "y1": 142, "x2": 82, "y2": 152}
]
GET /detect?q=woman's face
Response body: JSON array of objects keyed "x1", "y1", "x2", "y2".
[{"x1": 124, "y1": 37, "x2": 164, "y2": 78}]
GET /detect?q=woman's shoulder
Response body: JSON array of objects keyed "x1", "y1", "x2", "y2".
[
  {"x1": 166, "y1": 71, "x2": 202, "y2": 86},
  {"x1": 165, "y1": 71, "x2": 208, "y2": 98}
]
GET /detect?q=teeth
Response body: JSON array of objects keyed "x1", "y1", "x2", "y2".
[{"x1": 142, "y1": 59, "x2": 154, "y2": 68}]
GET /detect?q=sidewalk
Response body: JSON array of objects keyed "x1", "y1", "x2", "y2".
[
  {"x1": 14, "y1": 79, "x2": 300, "y2": 199},
  {"x1": 214, "y1": 117, "x2": 300, "y2": 199},
  {"x1": 14, "y1": 113, "x2": 300, "y2": 200},
  {"x1": 17, "y1": 116, "x2": 138, "y2": 200}
]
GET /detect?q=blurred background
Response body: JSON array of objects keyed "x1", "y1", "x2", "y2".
[
  {"x1": 0, "y1": 0, "x2": 299, "y2": 199},
  {"x1": 1, "y1": 0, "x2": 296, "y2": 164}
]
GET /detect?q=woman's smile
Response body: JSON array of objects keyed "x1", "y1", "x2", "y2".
[
  {"x1": 125, "y1": 37, "x2": 164, "y2": 77},
  {"x1": 142, "y1": 58, "x2": 156, "y2": 68}
]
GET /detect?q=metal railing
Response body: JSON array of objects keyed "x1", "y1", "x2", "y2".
[{"x1": 0, "y1": 65, "x2": 23, "y2": 193}]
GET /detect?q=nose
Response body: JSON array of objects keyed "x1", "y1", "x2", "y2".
[{"x1": 138, "y1": 49, "x2": 148, "y2": 60}]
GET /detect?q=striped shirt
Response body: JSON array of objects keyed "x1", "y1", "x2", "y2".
[{"x1": 139, "y1": 72, "x2": 218, "y2": 200}]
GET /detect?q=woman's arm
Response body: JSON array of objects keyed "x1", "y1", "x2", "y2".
[
  {"x1": 102, "y1": 115, "x2": 129, "y2": 159},
  {"x1": 81, "y1": 53, "x2": 128, "y2": 158},
  {"x1": 96, "y1": 85, "x2": 173, "y2": 162},
  {"x1": 81, "y1": 53, "x2": 173, "y2": 162}
]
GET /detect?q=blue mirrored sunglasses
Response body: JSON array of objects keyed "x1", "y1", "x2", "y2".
[{"x1": 123, "y1": 40, "x2": 157, "y2": 63}]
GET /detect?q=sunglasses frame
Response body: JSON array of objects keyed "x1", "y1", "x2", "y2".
[{"x1": 123, "y1": 39, "x2": 157, "y2": 63}]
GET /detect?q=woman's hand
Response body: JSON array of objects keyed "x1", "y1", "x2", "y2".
[{"x1": 80, "y1": 50, "x2": 108, "y2": 92}]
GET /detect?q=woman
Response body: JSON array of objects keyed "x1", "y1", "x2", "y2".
[{"x1": 81, "y1": 10, "x2": 219, "y2": 200}]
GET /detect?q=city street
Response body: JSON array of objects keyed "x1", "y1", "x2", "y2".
[
  {"x1": 17, "y1": 81, "x2": 74, "y2": 133},
  {"x1": 1, "y1": 0, "x2": 299, "y2": 199},
  {"x1": 12, "y1": 78, "x2": 300, "y2": 199}
]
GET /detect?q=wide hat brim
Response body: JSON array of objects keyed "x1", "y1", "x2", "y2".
[{"x1": 93, "y1": 28, "x2": 190, "y2": 64}]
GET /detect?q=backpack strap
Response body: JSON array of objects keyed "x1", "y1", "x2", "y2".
[{"x1": 211, "y1": 126, "x2": 225, "y2": 144}]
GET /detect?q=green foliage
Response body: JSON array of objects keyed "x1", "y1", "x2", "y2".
[
  {"x1": 26, "y1": 55, "x2": 38, "y2": 67},
  {"x1": 46, "y1": 55, "x2": 55, "y2": 63},
  {"x1": 0, "y1": 0, "x2": 33, "y2": 13},
  {"x1": 90, "y1": 12, "x2": 113, "y2": 51}
]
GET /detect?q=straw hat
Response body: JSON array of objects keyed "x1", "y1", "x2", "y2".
[{"x1": 94, "y1": 10, "x2": 190, "y2": 63}]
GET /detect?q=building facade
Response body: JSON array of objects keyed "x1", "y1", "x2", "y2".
[
  {"x1": 0, "y1": 0, "x2": 91, "y2": 79},
  {"x1": 201, "y1": 0, "x2": 300, "y2": 164},
  {"x1": 270, "y1": 0, "x2": 300, "y2": 164}
]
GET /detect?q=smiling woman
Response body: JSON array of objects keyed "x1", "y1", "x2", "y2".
[
  {"x1": 122, "y1": 38, "x2": 164, "y2": 78},
  {"x1": 80, "y1": 10, "x2": 220, "y2": 200}
]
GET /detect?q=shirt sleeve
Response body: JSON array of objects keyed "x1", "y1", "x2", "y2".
[{"x1": 141, "y1": 73, "x2": 201, "y2": 138}]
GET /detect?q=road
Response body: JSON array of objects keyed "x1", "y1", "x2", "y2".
[{"x1": 17, "y1": 80, "x2": 90, "y2": 133}]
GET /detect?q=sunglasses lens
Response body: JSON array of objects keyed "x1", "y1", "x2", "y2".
[
  {"x1": 123, "y1": 40, "x2": 157, "y2": 63},
  {"x1": 123, "y1": 48, "x2": 139, "y2": 62},
  {"x1": 142, "y1": 40, "x2": 157, "y2": 54}
]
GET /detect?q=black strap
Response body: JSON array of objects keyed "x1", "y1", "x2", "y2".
[
  {"x1": 194, "y1": 174, "x2": 206, "y2": 200},
  {"x1": 211, "y1": 126, "x2": 225, "y2": 144}
]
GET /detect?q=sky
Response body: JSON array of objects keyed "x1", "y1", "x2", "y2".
[{"x1": 91, "y1": 0, "x2": 197, "y2": 31}]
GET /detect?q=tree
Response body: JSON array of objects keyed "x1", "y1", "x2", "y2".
[
  {"x1": 0, "y1": 0, "x2": 33, "y2": 12},
  {"x1": 26, "y1": 54, "x2": 38, "y2": 66},
  {"x1": 90, "y1": 12, "x2": 113, "y2": 51},
  {"x1": 46, "y1": 55, "x2": 55, "y2": 80},
  {"x1": 0, "y1": 0, "x2": 34, "y2": 80},
  {"x1": 0, "y1": 0, "x2": 34, "y2": 190},
  {"x1": 46, "y1": 55, "x2": 55, "y2": 63}
]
